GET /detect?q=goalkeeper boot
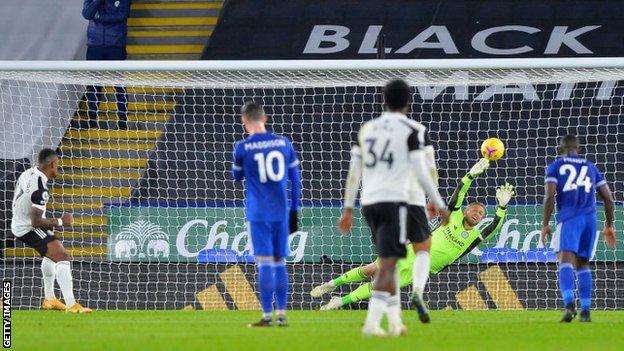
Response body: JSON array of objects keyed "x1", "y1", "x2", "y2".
[
  {"x1": 579, "y1": 310, "x2": 591, "y2": 323},
  {"x1": 320, "y1": 297, "x2": 343, "y2": 311},
  {"x1": 310, "y1": 282, "x2": 336, "y2": 298},
  {"x1": 248, "y1": 317, "x2": 273, "y2": 327},
  {"x1": 42, "y1": 298, "x2": 67, "y2": 311},
  {"x1": 66, "y1": 303, "x2": 92, "y2": 314},
  {"x1": 361, "y1": 324, "x2": 387, "y2": 337},
  {"x1": 560, "y1": 303, "x2": 577, "y2": 323},
  {"x1": 410, "y1": 293, "x2": 431, "y2": 323}
]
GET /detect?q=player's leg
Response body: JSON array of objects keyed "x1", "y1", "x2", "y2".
[
  {"x1": 406, "y1": 205, "x2": 431, "y2": 323},
  {"x1": 372, "y1": 204, "x2": 408, "y2": 336},
  {"x1": 45, "y1": 240, "x2": 92, "y2": 313},
  {"x1": 576, "y1": 213, "x2": 598, "y2": 322},
  {"x1": 17, "y1": 231, "x2": 66, "y2": 310},
  {"x1": 555, "y1": 219, "x2": 581, "y2": 322},
  {"x1": 360, "y1": 204, "x2": 389, "y2": 336},
  {"x1": 310, "y1": 262, "x2": 376, "y2": 298},
  {"x1": 248, "y1": 221, "x2": 275, "y2": 327},
  {"x1": 273, "y1": 220, "x2": 290, "y2": 327},
  {"x1": 321, "y1": 261, "x2": 410, "y2": 310}
]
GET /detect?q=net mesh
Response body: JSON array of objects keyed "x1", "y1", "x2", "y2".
[{"x1": 1, "y1": 66, "x2": 623, "y2": 310}]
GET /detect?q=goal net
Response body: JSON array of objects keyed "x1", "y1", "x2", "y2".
[{"x1": 1, "y1": 59, "x2": 623, "y2": 311}]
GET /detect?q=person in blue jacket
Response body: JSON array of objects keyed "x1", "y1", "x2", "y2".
[{"x1": 81, "y1": 0, "x2": 131, "y2": 129}]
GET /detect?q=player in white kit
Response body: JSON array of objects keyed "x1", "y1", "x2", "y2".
[
  {"x1": 11, "y1": 148, "x2": 92, "y2": 313},
  {"x1": 337, "y1": 79, "x2": 449, "y2": 336}
]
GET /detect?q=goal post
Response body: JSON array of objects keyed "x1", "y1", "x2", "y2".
[{"x1": 1, "y1": 58, "x2": 623, "y2": 311}]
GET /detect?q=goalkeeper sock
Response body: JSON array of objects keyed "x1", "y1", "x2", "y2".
[
  {"x1": 577, "y1": 268, "x2": 592, "y2": 312},
  {"x1": 558, "y1": 262, "x2": 575, "y2": 307},
  {"x1": 342, "y1": 282, "x2": 373, "y2": 305},
  {"x1": 41, "y1": 257, "x2": 56, "y2": 300},
  {"x1": 364, "y1": 291, "x2": 389, "y2": 328},
  {"x1": 333, "y1": 266, "x2": 367, "y2": 287},
  {"x1": 412, "y1": 250, "x2": 430, "y2": 296},
  {"x1": 274, "y1": 259, "x2": 288, "y2": 314},
  {"x1": 55, "y1": 261, "x2": 76, "y2": 307},
  {"x1": 257, "y1": 261, "x2": 275, "y2": 317}
]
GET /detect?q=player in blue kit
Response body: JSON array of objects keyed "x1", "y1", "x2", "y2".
[
  {"x1": 232, "y1": 101, "x2": 301, "y2": 327},
  {"x1": 541, "y1": 135, "x2": 616, "y2": 322}
]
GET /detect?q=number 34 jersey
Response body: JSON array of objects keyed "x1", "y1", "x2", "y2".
[
  {"x1": 354, "y1": 112, "x2": 431, "y2": 206},
  {"x1": 545, "y1": 154, "x2": 607, "y2": 223},
  {"x1": 233, "y1": 132, "x2": 299, "y2": 222}
]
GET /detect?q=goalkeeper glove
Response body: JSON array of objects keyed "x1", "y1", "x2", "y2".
[
  {"x1": 468, "y1": 158, "x2": 490, "y2": 178},
  {"x1": 496, "y1": 183, "x2": 515, "y2": 208},
  {"x1": 289, "y1": 210, "x2": 299, "y2": 234}
]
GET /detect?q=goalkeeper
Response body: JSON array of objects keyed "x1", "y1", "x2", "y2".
[{"x1": 311, "y1": 158, "x2": 515, "y2": 310}]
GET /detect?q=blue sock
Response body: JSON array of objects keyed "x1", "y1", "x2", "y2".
[
  {"x1": 577, "y1": 268, "x2": 592, "y2": 312},
  {"x1": 257, "y1": 261, "x2": 275, "y2": 316},
  {"x1": 559, "y1": 262, "x2": 575, "y2": 307},
  {"x1": 274, "y1": 260, "x2": 289, "y2": 313}
]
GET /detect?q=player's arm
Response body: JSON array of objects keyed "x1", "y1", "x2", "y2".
[
  {"x1": 541, "y1": 164, "x2": 558, "y2": 245},
  {"x1": 232, "y1": 143, "x2": 244, "y2": 181},
  {"x1": 596, "y1": 171, "x2": 616, "y2": 247},
  {"x1": 447, "y1": 158, "x2": 490, "y2": 211},
  {"x1": 408, "y1": 130, "x2": 446, "y2": 215},
  {"x1": 338, "y1": 144, "x2": 362, "y2": 234},
  {"x1": 456, "y1": 183, "x2": 515, "y2": 260},
  {"x1": 288, "y1": 143, "x2": 302, "y2": 234},
  {"x1": 29, "y1": 189, "x2": 72, "y2": 229}
]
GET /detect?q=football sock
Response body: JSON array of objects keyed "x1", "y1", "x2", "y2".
[
  {"x1": 558, "y1": 262, "x2": 575, "y2": 307},
  {"x1": 333, "y1": 267, "x2": 367, "y2": 287},
  {"x1": 55, "y1": 261, "x2": 76, "y2": 307},
  {"x1": 342, "y1": 282, "x2": 373, "y2": 305},
  {"x1": 41, "y1": 257, "x2": 56, "y2": 300},
  {"x1": 364, "y1": 291, "x2": 389, "y2": 328},
  {"x1": 257, "y1": 261, "x2": 275, "y2": 316},
  {"x1": 274, "y1": 259, "x2": 289, "y2": 313},
  {"x1": 577, "y1": 268, "x2": 592, "y2": 312},
  {"x1": 412, "y1": 250, "x2": 430, "y2": 296}
]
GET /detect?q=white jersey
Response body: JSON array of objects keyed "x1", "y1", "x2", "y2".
[
  {"x1": 11, "y1": 167, "x2": 50, "y2": 237},
  {"x1": 408, "y1": 145, "x2": 437, "y2": 206},
  {"x1": 355, "y1": 112, "x2": 430, "y2": 206}
]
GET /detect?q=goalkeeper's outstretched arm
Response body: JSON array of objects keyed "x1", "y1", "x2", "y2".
[
  {"x1": 458, "y1": 183, "x2": 515, "y2": 259},
  {"x1": 447, "y1": 158, "x2": 490, "y2": 211}
]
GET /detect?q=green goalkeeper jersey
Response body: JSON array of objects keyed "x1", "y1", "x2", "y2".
[
  {"x1": 428, "y1": 175, "x2": 506, "y2": 273},
  {"x1": 372, "y1": 174, "x2": 507, "y2": 275}
]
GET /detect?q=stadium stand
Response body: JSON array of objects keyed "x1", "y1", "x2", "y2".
[{"x1": 127, "y1": 0, "x2": 223, "y2": 60}]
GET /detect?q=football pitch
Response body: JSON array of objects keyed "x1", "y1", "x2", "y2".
[{"x1": 11, "y1": 310, "x2": 624, "y2": 351}]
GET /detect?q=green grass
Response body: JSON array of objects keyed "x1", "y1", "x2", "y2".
[{"x1": 11, "y1": 310, "x2": 624, "y2": 351}]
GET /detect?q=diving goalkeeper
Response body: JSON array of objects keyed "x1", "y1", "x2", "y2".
[{"x1": 311, "y1": 158, "x2": 515, "y2": 310}]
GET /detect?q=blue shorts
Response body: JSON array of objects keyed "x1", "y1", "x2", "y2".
[
  {"x1": 248, "y1": 220, "x2": 290, "y2": 258},
  {"x1": 554, "y1": 213, "x2": 598, "y2": 259}
]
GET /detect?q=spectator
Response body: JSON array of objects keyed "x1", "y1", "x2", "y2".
[{"x1": 82, "y1": 0, "x2": 131, "y2": 129}]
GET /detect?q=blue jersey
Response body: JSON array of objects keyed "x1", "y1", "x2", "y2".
[
  {"x1": 233, "y1": 132, "x2": 300, "y2": 222},
  {"x1": 545, "y1": 154, "x2": 606, "y2": 223}
]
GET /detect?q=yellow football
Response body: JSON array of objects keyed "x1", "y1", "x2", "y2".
[{"x1": 480, "y1": 137, "x2": 505, "y2": 161}]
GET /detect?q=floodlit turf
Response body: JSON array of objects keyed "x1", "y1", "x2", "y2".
[{"x1": 11, "y1": 310, "x2": 624, "y2": 351}]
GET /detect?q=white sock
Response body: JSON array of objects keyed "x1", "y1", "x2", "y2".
[
  {"x1": 387, "y1": 269, "x2": 402, "y2": 326},
  {"x1": 41, "y1": 257, "x2": 56, "y2": 300},
  {"x1": 55, "y1": 261, "x2": 76, "y2": 307},
  {"x1": 276, "y1": 309, "x2": 286, "y2": 317},
  {"x1": 364, "y1": 291, "x2": 389, "y2": 328},
  {"x1": 412, "y1": 251, "x2": 430, "y2": 296}
]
